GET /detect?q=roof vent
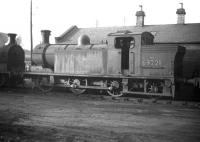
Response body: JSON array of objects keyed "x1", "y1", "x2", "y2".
[
  {"x1": 176, "y1": 3, "x2": 186, "y2": 24},
  {"x1": 135, "y1": 5, "x2": 145, "y2": 27},
  {"x1": 78, "y1": 34, "x2": 90, "y2": 46}
]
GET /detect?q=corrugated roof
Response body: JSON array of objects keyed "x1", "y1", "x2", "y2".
[{"x1": 55, "y1": 23, "x2": 200, "y2": 44}]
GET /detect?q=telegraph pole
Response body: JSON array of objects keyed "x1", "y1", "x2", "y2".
[{"x1": 30, "y1": 0, "x2": 33, "y2": 65}]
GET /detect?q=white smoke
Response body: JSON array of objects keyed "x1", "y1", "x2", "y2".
[{"x1": 0, "y1": 32, "x2": 8, "y2": 47}]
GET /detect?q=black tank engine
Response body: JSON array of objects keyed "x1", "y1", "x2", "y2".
[{"x1": 0, "y1": 33, "x2": 25, "y2": 86}]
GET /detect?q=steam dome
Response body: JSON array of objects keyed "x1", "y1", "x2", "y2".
[{"x1": 78, "y1": 34, "x2": 90, "y2": 46}]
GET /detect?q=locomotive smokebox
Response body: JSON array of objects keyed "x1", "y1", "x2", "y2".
[
  {"x1": 32, "y1": 30, "x2": 58, "y2": 69},
  {"x1": 41, "y1": 30, "x2": 51, "y2": 44},
  {"x1": 0, "y1": 33, "x2": 25, "y2": 73}
]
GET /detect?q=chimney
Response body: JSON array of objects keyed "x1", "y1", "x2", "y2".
[
  {"x1": 41, "y1": 30, "x2": 51, "y2": 44},
  {"x1": 135, "y1": 5, "x2": 145, "y2": 27},
  {"x1": 8, "y1": 33, "x2": 17, "y2": 45},
  {"x1": 176, "y1": 3, "x2": 186, "y2": 24}
]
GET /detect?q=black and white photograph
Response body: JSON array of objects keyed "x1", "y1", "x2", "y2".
[{"x1": 0, "y1": 0, "x2": 200, "y2": 141}]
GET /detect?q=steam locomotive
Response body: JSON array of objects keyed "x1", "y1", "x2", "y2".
[
  {"x1": 0, "y1": 31, "x2": 199, "y2": 99},
  {"x1": 0, "y1": 33, "x2": 25, "y2": 87}
]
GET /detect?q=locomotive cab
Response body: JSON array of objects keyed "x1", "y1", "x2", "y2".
[{"x1": 107, "y1": 30, "x2": 150, "y2": 75}]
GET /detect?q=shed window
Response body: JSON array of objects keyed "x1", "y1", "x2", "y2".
[
  {"x1": 141, "y1": 32, "x2": 154, "y2": 45},
  {"x1": 114, "y1": 37, "x2": 135, "y2": 49}
]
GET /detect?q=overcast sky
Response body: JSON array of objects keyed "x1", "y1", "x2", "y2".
[{"x1": 0, "y1": 0, "x2": 200, "y2": 50}]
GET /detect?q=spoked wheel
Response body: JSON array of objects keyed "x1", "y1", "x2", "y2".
[
  {"x1": 69, "y1": 88, "x2": 86, "y2": 95},
  {"x1": 38, "y1": 76, "x2": 54, "y2": 93},
  {"x1": 107, "y1": 90, "x2": 123, "y2": 97},
  {"x1": 107, "y1": 81, "x2": 123, "y2": 97},
  {"x1": 69, "y1": 79, "x2": 86, "y2": 95},
  {"x1": 0, "y1": 75, "x2": 6, "y2": 87}
]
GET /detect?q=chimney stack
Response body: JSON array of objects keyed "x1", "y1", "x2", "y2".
[
  {"x1": 41, "y1": 30, "x2": 51, "y2": 44},
  {"x1": 176, "y1": 3, "x2": 186, "y2": 24},
  {"x1": 135, "y1": 5, "x2": 145, "y2": 27},
  {"x1": 8, "y1": 33, "x2": 17, "y2": 45}
]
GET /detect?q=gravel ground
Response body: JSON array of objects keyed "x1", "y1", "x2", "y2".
[{"x1": 0, "y1": 89, "x2": 200, "y2": 142}]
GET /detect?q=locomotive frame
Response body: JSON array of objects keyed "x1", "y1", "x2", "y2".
[
  {"x1": 23, "y1": 30, "x2": 178, "y2": 98},
  {"x1": 26, "y1": 73, "x2": 174, "y2": 97}
]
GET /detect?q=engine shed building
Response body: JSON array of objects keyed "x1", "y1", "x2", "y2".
[{"x1": 55, "y1": 5, "x2": 200, "y2": 45}]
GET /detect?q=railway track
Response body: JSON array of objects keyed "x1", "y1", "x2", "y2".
[{"x1": 1, "y1": 85, "x2": 200, "y2": 109}]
